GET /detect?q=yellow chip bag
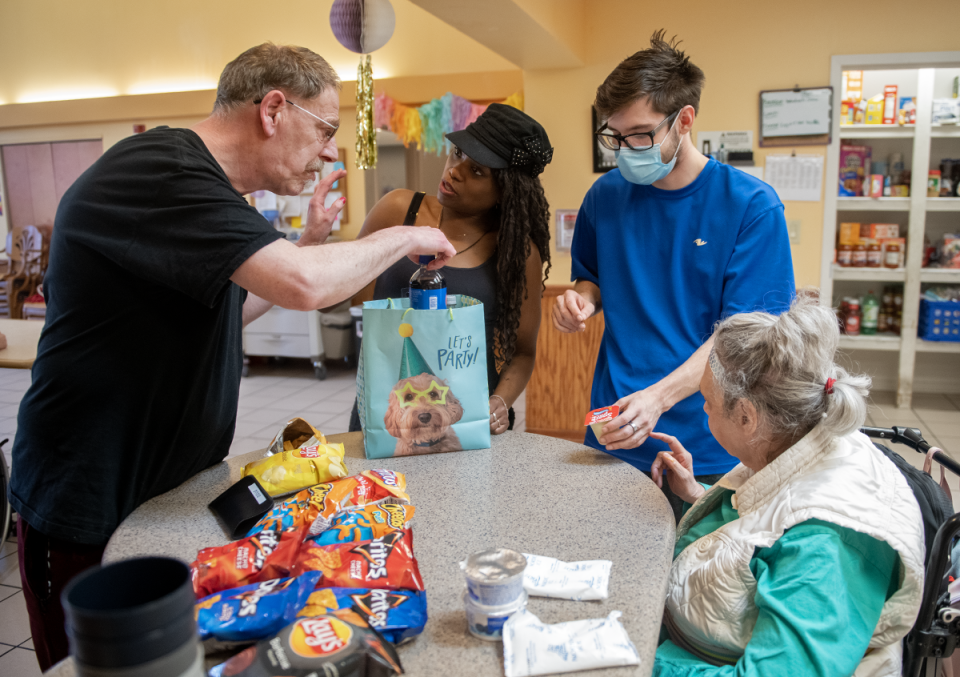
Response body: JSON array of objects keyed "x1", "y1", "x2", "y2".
[
  {"x1": 242, "y1": 443, "x2": 347, "y2": 496},
  {"x1": 266, "y1": 417, "x2": 326, "y2": 456}
]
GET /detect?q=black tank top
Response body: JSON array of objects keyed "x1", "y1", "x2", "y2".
[{"x1": 373, "y1": 192, "x2": 501, "y2": 393}]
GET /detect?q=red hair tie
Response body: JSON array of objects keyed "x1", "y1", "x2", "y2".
[{"x1": 825, "y1": 378, "x2": 836, "y2": 395}]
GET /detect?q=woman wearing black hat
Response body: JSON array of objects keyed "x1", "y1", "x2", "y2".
[{"x1": 350, "y1": 103, "x2": 554, "y2": 435}]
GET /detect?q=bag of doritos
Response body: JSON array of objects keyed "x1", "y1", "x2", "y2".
[
  {"x1": 299, "y1": 587, "x2": 427, "y2": 645},
  {"x1": 242, "y1": 444, "x2": 348, "y2": 497},
  {"x1": 246, "y1": 470, "x2": 410, "y2": 538},
  {"x1": 195, "y1": 572, "x2": 322, "y2": 645},
  {"x1": 207, "y1": 608, "x2": 403, "y2": 677},
  {"x1": 294, "y1": 530, "x2": 424, "y2": 591},
  {"x1": 309, "y1": 503, "x2": 415, "y2": 546},
  {"x1": 190, "y1": 527, "x2": 306, "y2": 599}
]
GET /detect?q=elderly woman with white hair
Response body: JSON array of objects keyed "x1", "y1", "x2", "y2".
[{"x1": 650, "y1": 296, "x2": 925, "y2": 676}]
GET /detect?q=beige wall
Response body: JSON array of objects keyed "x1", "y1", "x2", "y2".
[
  {"x1": 527, "y1": 0, "x2": 960, "y2": 287},
  {"x1": 2, "y1": 0, "x2": 959, "y2": 285}
]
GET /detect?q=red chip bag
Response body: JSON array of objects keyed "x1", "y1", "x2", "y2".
[
  {"x1": 294, "y1": 530, "x2": 424, "y2": 591},
  {"x1": 190, "y1": 527, "x2": 307, "y2": 599}
]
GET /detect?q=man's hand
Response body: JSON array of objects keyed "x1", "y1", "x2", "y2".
[
  {"x1": 649, "y1": 432, "x2": 705, "y2": 505},
  {"x1": 298, "y1": 169, "x2": 347, "y2": 247},
  {"x1": 552, "y1": 289, "x2": 596, "y2": 333},
  {"x1": 401, "y1": 226, "x2": 456, "y2": 269},
  {"x1": 597, "y1": 388, "x2": 666, "y2": 450}
]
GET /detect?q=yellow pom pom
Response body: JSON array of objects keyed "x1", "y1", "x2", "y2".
[{"x1": 398, "y1": 323, "x2": 414, "y2": 338}]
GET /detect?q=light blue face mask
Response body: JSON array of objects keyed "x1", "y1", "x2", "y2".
[{"x1": 614, "y1": 117, "x2": 681, "y2": 185}]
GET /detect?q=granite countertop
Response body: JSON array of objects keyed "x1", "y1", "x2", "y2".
[{"x1": 47, "y1": 431, "x2": 675, "y2": 677}]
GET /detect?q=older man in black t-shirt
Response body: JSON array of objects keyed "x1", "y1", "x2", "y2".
[{"x1": 9, "y1": 43, "x2": 455, "y2": 670}]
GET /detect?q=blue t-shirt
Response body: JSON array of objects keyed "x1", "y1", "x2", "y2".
[{"x1": 570, "y1": 159, "x2": 794, "y2": 473}]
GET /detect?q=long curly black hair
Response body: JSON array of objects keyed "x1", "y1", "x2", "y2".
[{"x1": 490, "y1": 167, "x2": 552, "y2": 369}]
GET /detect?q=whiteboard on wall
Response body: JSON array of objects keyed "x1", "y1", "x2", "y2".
[{"x1": 760, "y1": 87, "x2": 833, "y2": 140}]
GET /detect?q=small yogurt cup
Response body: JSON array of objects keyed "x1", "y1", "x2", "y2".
[
  {"x1": 585, "y1": 405, "x2": 619, "y2": 440},
  {"x1": 463, "y1": 548, "x2": 527, "y2": 606},
  {"x1": 464, "y1": 590, "x2": 528, "y2": 641}
]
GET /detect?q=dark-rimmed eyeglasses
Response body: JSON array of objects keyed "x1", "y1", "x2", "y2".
[
  {"x1": 595, "y1": 110, "x2": 680, "y2": 151},
  {"x1": 253, "y1": 98, "x2": 339, "y2": 143}
]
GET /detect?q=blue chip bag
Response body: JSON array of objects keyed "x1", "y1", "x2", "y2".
[
  {"x1": 308, "y1": 503, "x2": 415, "y2": 546},
  {"x1": 196, "y1": 571, "x2": 321, "y2": 643},
  {"x1": 298, "y1": 587, "x2": 428, "y2": 645}
]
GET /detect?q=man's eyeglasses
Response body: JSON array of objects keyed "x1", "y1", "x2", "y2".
[
  {"x1": 254, "y1": 98, "x2": 339, "y2": 143},
  {"x1": 595, "y1": 110, "x2": 680, "y2": 151}
]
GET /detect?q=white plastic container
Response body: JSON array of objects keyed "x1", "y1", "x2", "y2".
[
  {"x1": 464, "y1": 590, "x2": 528, "y2": 641},
  {"x1": 463, "y1": 548, "x2": 527, "y2": 606}
]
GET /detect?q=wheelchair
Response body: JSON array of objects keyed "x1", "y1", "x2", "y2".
[
  {"x1": 0, "y1": 438, "x2": 10, "y2": 545},
  {"x1": 861, "y1": 426, "x2": 960, "y2": 677}
]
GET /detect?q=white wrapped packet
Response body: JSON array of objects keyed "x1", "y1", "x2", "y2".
[
  {"x1": 503, "y1": 609, "x2": 640, "y2": 677},
  {"x1": 522, "y1": 554, "x2": 611, "y2": 601}
]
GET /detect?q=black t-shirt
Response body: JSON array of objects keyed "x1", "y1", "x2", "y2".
[{"x1": 9, "y1": 127, "x2": 283, "y2": 545}]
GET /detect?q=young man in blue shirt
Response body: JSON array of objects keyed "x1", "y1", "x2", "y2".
[{"x1": 553, "y1": 31, "x2": 795, "y2": 520}]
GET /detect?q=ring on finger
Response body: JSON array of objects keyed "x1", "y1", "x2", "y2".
[{"x1": 629, "y1": 421, "x2": 639, "y2": 434}]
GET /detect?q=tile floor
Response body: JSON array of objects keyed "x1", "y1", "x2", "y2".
[{"x1": 0, "y1": 360, "x2": 954, "y2": 672}]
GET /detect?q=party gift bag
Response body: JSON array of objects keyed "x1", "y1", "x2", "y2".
[{"x1": 357, "y1": 296, "x2": 490, "y2": 458}]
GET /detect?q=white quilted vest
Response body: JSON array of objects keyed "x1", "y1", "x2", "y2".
[{"x1": 665, "y1": 426, "x2": 925, "y2": 676}]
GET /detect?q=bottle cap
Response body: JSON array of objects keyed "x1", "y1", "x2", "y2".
[{"x1": 419, "y1": 255, "x2": 435, "y2": 266}]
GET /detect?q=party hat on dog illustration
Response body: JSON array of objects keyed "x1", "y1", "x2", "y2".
[{"x1": 385, "y1": 323, "x2": 463, "y2": 455}]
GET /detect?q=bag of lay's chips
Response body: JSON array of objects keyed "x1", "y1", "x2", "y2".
[
  {"x1": 298, "y1": 587, "x2": 427, "y2": 645},
  {"x1": 309, "y1": 503, "x2": 415, "y2": 546},
  {"x1": 294, "y1": 530, "x2": 424, "y2": 591},
  {"x1": 208, "y1": 607, "x2": 403, "y2": 677},
  {"x1": 242, "y1": 443, "x2": 348, "y2": 497},
  {"x1": 191, "y1": 527, "x2": 307, "y2": 599},
  {"x1": 267, "y1": 417, "x2": 326, "y2": 456},
  {"x1": 195, "y1": 572, "x2": 322, "y2": 645},
  {"x1": 246, "y1": 470, "x2": 410, "y2": 538}
]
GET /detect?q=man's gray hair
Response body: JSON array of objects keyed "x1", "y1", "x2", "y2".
[
  {"x1": 710, "y1": 293, "x2": 871, "y2": 440},
  {"x1": 213, "y1": 43, "x2": 341, "y2": 113}
]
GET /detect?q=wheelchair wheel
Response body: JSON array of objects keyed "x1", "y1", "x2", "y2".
[{"x1": 0, "y1": 439, "x2": 10, "y2": 545}]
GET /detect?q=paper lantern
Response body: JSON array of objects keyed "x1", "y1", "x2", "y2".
[{"x1": 330, "y1": 0, "x2": 396, "y2": 54}]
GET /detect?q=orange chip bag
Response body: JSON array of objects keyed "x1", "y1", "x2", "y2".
[
  {"x1": 246, "y1": 470, "x2": 410, "y2": 538},
  {"x1": 190, "y1": 527, "x2": 307, "y2": 599},
  {"x1": 294, "y1": 530, "x2": 424, "y2": 591}
]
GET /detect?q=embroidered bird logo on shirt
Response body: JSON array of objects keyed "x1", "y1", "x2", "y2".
[{"x1": 694, "y1": 239, "x2": 707, "y2": 246}]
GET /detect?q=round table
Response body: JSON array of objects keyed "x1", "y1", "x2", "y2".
[{"x1": 49, "y1": 431, "x2": 675, "y2": 677}]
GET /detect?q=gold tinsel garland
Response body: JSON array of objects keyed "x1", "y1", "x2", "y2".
[{"x1": 355, "y1": 55, "x2": 377, "y2": 170}]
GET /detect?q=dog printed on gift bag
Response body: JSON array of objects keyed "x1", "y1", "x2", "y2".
[{"x1": 384, "y1": 323, "x2": 463, "y2": 456}]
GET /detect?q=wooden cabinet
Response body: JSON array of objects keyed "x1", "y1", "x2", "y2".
[
  {"x1": 525, "y1": 286, "x2": 604, "y2": 442},
  {"x1": 1, "y1": 140, "x2": 102, "y2": 231}
]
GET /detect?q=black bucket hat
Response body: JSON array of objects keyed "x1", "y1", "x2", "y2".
[{"x1": 445, "y1": 103, "x2": 554, "y2": 177}]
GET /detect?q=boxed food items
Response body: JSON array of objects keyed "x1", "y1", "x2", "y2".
[
  {"x1": 865, "y1": 94, "x2": 885, "y2": 124},
  {"x1": 839, "y1": 145, "x2": 871, "y2": 196},
  {"x1": 839, "y1": 222, "x2": 862, "y2": 246},
  {"x1": 882, "y1": 85, "x2": 898, "y2": 125},
  {"x1": 933, "y1": 99, "x2": 960, "y2": 126},
  {"x1": 861, "y1": 223, "x2": 900, "y2": 241},
  {"x1": 899, "y1": 97, "x2": 917, "y2": 125}
]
